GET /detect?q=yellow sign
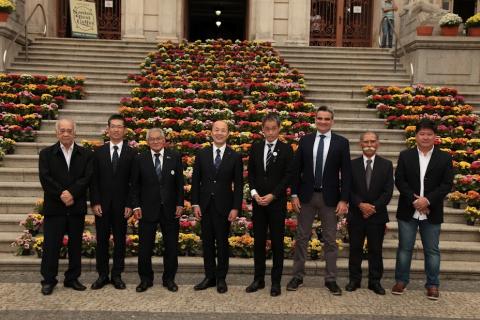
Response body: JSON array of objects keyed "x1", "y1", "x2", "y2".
[{"x1": 70, "y1": 0, "x2": 98, "y2": 38}]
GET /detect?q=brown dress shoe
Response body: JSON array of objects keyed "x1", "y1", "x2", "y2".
[
  {"x1": 426, "y1": 287, "x2": 439, "y2": 300},
  {"x1": 391, "y1": 282, "x2": 406, "y2": 295}
]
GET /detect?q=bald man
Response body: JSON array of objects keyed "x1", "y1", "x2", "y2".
[{"x1": 38, "y1": 119, "x2": 93, "y2": 295}]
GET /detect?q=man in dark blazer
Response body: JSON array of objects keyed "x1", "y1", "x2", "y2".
[
  {"x1": 392, "y1": 119, "x2": 453, "y2": 300},
  {"x1": 287, "y1": 105, "x2": 352, "y2": 295},
  {"x1": 90, "y1": 114, "x2": 136, "y2": 290},
  {"x1": 192, "y1": 120, "x2": 243, "y2": 294},
  {"x1": 346, "y1": 131, "x2": 393, "y2": 295},
  {"x1": 246, "y1": 112, "x2": 293, "y2": 297},
  {"x1": 38, "y1": 118, "x2": 93, "y2": 295},
  {"x1": 130, "y1": 128, "x2": 184, "y2": 293}
]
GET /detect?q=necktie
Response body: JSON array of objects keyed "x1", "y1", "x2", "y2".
[
  {"x1": 266, "y1": 143, "x2": 274, "y2": 169},
  {"x1": 154, "y1": 153, "x2": 162, "y2": 180},
  {"x1": 314, "y1": 134, "x2": 326, "y2": 189},
  {"x1": 366, "y1": 159, "x2": 373, "y2": 190},
  {"x1": 214, "y1": 149, "x2": 222, "y2": 170},
  {"x1": 112, "y1": 145, "x2": 119, "y2": 174}
]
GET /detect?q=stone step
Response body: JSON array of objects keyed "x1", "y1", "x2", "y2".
[
  {"x1": 42, "y1": 120, "x2": 107, "y2": 133},
  {"x1": 0, "y1": 214, "x2": 29, "y2": 232},
  {"x1": 33, "y1": 37, "x2": 157, "y2": 48},
  {"x1": 84, "y1": 82, "x2": 136, "y2": 93},
  {"x1": 59, "y1": 109, "x2": 118, "y2": 122},
  {"x1": 286, "y1": 59, "x2": 401, "y2": 68},
  {"x1": 6, "y1": 67, "x2": 137, "y2": 79},
  {"x1": 1, "y1": 155, "x2": 40, "y2": 168},
  {"x1": 300, "y1": 69, "x2": 407, "y2": 77},
  {"x1": 34, "y1": 131, "x2": 104, "y2": 144},
  {"x1": 288, "y1": 63, "x2": 405, "y2": 72},
  {"x1": 385, "y1": 222, "x2": 480, "y2": 242},
  {"x1": 84, "y1": 90, "x2": 130, "y2": 100},
  {"x1": 307, "y1": 97, "x2": 368, "y2": 109},
  {"x1": 0, "y1": 182, "x2": 43, "y2": 197},
  {"x1": 0, "y1": 168, "x2": 39, "y2": 181},
  {"x1": 10, "y1": 62, "x2": 139, "y2": 72},
  {"x1": 276, "y1": 45, "x2": 389, "y2": 54},
  {"x1": 304, "y1": 74, "x2": 411, "y2": 82},
  {"x1": 15, "y1": 55, "x2": 146, "y2": 65},
  {"x1": 305, "y1": 81, "x2": 410, "y2": 89},
  {"x1": 18, "y1": 50, "x2": 149, "y2": 61},
  {"x1": 306, "y1": 88, "x2": 370, "y2": 99},
  {"x1": 281, "y1": 54, "x2": 398, "y2": 62},
  {"x1": 0, "y1": 197, "x2": 39, "y2": 215},
  {"x1": 59, "y1": 100, "x2": 120, "y2": 112}
]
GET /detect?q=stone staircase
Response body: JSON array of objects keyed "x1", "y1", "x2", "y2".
[{"x1": 0, "y1": 38, "x2": 478, "y2": 278}]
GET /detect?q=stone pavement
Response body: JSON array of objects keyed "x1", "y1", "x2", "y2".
[{"x1": 0, "y1": 272, "x2": 479, "y2": 320}]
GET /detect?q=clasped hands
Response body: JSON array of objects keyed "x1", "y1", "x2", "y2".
[
  {"x1": 413, "y1": 194, "x2": 430, "y2": 215},
  {"x1": 60, "y1": 190, "x2": 74, "y2": 207},
  {"x1": 253, "y1": 193, "x2": 275, "y2": 206}
]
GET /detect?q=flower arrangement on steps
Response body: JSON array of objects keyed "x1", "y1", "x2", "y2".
[
  {"x1": 13, "y1": 40, "x2": 347, "y2": 258},
  {"x1": 0, "y1": 74, "x2": 85, "y2": 159},
  {"x1": 364, "y1": 85, "x2": 480, "y2": 225}
]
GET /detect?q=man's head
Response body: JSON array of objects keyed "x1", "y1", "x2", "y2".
[
  {"x1": 146, "y1": 128, "x2": 166, "y2": 153},
  {"x1": 315, "y1": 105, "x2": 335, "y2": 134},
  {"x1": 56, "y1": 119, "x2": 76, "y2": 148},
  {"x1": 415, "y1": 119, "x2": 436, "y2": 151},
  {"x1": 360, "y1": 131, "x2": 379, "y2": 158},
  {"x1": 107, "y1": 114, "x2": 126, "y2": 144},
  {"x1": 211, "y1": 120, "x2": 229, "y2": 147},
  {"x1": 261, "y1": 112, "x2": 281, "y2": 143}
]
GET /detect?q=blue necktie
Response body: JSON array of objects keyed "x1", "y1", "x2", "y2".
[
  {"x1": 154, "y1": 153, "x2": 162, "y2": 181},
  {"x1": 214, "y1": 149, "x2": 222, "y2": 170},
  {"x1": 314, "y1": 135, "x2": 326, "y2": 189}
]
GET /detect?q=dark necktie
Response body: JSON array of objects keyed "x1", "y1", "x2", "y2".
[
  {"x1": 154, "y1": 153, "x2": 162, "y2": 180},
  {"x1": 112, "y1": 145, "x2": 119, "y2": 174},
  {"x1": 266, "y1": 143, "x2": 274, "y2": 169},
  {"x1": 366, "y1": 159, "x2": 373, "y2": 190},
  {"x1": 214, "y1": 149, "x2": 221, "y2": 170},
  {"x1": 314, "y1": 134, "x2": 326, "y2": 189}
]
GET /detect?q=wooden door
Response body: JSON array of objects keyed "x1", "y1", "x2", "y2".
[{"x1": 310, "y1": 0, "x2": 372, "y2": 47}]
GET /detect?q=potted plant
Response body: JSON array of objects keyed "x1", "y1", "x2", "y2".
[
  {"x1": 416, "y1": 24, "x2": 434, "y2": 36},
  {"x1": 465, "y1": 13, "x2": 480, "y2": 36},
  {"x1": 439, "y1": 13, "x2": 463, "y2": 36},
  {"x1": 0, "y1": 0, "x2": 15, "y2": 22}
]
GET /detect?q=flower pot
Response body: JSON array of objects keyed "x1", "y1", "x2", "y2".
[
  {"x1": 416, "y1": 26, "x2": 433, "y2": 36},
  {"x1": 441, "y1": 25, "x2": 459, "y2": 36},
  {"x1": 467, "y1": 27, "x2": 480, "y2": 36},
  {"x1": 466, "y1": 219, "x2": 475, "y2": 226},
  {"x1": 0, "y1": 12, "x2": 9, "y2": 22}
]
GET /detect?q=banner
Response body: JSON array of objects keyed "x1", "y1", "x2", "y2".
[{"x1": 70, "y1": 0, "x2": 98, "y2": 39}]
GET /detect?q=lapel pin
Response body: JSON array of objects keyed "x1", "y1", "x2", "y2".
[{"x1": 171, "y1": 170, "x2": 175, "y2": 175}]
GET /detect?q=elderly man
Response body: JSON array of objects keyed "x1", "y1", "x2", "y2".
[
  {"x1": 130, "y1": 128, "x2": 184, "y2": 293},
  {"x1": 38, "y1": 118, "x2": 93, "y2": 295}
]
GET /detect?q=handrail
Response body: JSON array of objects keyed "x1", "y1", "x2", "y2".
[
  {"x1": 378, "y1": 16, "x2": 414, "y2": 85},
  {"x1": 1, "y1": 3, "x2": 47, "y2": 71}
]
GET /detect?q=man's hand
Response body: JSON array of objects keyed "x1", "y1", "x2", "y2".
[
  {"x1": 291, "y1": 197, "x2": 301, "y2": 213},
  {"x1": 92, "y1": 204, "x2": 103, "y2": 217},
  {"x1": 359, "y1": 202, "x2": 376, "y2": 219},
  {"x1": 413, "y1": 194, "x2": 429, "y2": 211},
  {"x1": 228, "y1": 209, "x2": 238, "y2": 222},
  {"x1": 256, "y1": 194, "x2": 275, "y2": 206},
  {"x1": 133, "y1": 208, "x2": 142, "y2": 220},
  {"x1": 124, "y1": 207, "x2": 132, "y2": 219},
  {"x1": 253, "y1": 194, "x2": 263, "y2": 205},
  {"x1": 335, "y1": 200, "x2": 348, "y2": 216},
  {"x1": 175, "y1": 206, "x2": 184, "y2": 218},
  {"x1": 193, "y1": 206, "x2": 202, "y2": 220},
  {"x1": 60, "y1": 190, "x2": 74, "y2": 206}
]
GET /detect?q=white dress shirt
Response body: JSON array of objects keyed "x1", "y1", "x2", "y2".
[
  {"x1": 413, "y1": 147, "x2": 434, "y2": 220},
  {"x1": 313, "y1": 130, "x2": 331, "y2": 176},
  {"x1": 213, "y1": 144, "x2": 226, "y2": 162},
  {"x1": 151, "y1": 148, "x2": 164, "y2": 168},
  {"x1": 363, "y1": 154, "x2": 376, "y2": 170},
  {"x1": 251, "y1": 140, "x2": 278, "y2": 198},
  {"x1": 109, "y1": 141, "x2": 123, "y2": 160},
  {"x1": 60, "y1": 143, "x2": 74, "y2": 169}
]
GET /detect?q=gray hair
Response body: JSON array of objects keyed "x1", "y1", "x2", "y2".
[
  {"x1": 146, "y1": 127, "x2": 165, "y2": 140},
  {"x1": 360, "y1": 131, "x2": 379, "y2": 141},
  {"x1": 316, "y1": 105, "x2": 335, "y2": 119},
  {"x1": 55, "y1": 118, "x2": 76, "y2": 132}
]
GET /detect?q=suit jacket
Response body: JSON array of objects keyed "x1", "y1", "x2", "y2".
[
  {"x1": 90, "y1": 141, "x2": 137, "y2": 212},
  {"x1": 395, "y1": 147, "x2": 453, "y2": 224},
  {"x1": 291, "y1": 132, "x2": 352, "y2": 206},
  {"x1": 130, "y1": 148, "x2": 184, "y2": 222},
  {"x1": 348, "y1": 155, "x2": 394, "y2": 225},
  {"x1": 38, "y1": 142, "x2": 93, "y2": 216},
  {"x1": 248, "y1": 140, "x2": 293, "y2": 205},
  {"x1": 191, "y1": 145, "x2": 243, "y2": 215}
]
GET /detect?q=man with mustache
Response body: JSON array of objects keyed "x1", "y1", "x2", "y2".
[{"x1": 346, "y1": 131, "x2": 393, "y2": 295}]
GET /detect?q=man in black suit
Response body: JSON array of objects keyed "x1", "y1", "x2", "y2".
[
  {"x1": 130, "y1": 128, "x2": 184, "y2": 293},
  {"x1": 192, "y1": 120, "x2": 243, "y2": 294},
  {"x1": 38, "y1": 118, "x2": 93, "y2": 295},
  {"x1": 287, "y1": 105, "x2": 352, "y2": 295},
  {"x1": 346, "y1": 131, "x2": 393, "y2": 295},
  {"x1": 392, "y1": 119, "x2": 453, "y2": 300},
  {"x1": 90, "y1": 114, "x2": 136, "y2": 290},
  {"x1": 246, "y1": 113, "x2": 293, "y2": 297}
]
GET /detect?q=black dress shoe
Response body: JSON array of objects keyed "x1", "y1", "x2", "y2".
[
  {"x1": 111, "y1": 277, "x2": 126, "y2": 290},
  {"x1": 91, "y1": 276, "x2": 110, "y2": 290},
  {"x1": 270, "y1": 283, "x2": 281, "y2": 297},
  {"x1": 325, "y1": 281, "x2": 342, "y2": 296},
  {"x1": 345, "y1": 281, "x2": 361, "y2": 292},
  {"x1": 286, "y1": 277, "x2": 303, "y2": 291},
  {"x1": 136, "y1": 281, "x2": 153, "y2": 293},
  {"x1": 217, "y1": 279, "x2": 228, "y2": 293},
  {"x1": 163, "y1": 279, "x2": 178, "y2": 292},
  {"x1": 245, "y1": 279, "x2": 265, "y2": 293},
  {"x1": 194, "y1": 278, "x2": 216, "y2": 291},
  {"x1": 41, "y1": 283, "x2": 55, "y2": 295},
  {"x1": 368, "y1": 283, "x2": 386, "y2": 295},
  {"x1": 64, "y1": 279, "x2": 86, "y2": 291}
]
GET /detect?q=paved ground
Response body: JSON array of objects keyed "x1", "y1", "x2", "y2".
[{"x1": 1, "y1": 272, "x2": 479, "y2": 320}]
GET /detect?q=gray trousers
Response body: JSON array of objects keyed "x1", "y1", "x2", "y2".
[{"x1": 292, "y1": 192, "x2": 338, "y2": 282}]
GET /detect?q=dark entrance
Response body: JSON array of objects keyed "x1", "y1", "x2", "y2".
[
  {"x1": 187, "y1": 0, "x2": 247, "y2": 41},
  {"x1": 453, "y1": 0, "x2": 477, "y2": 23},
  {"x1": 58, "y1": 0, "x2": 121, "y2": 40}
]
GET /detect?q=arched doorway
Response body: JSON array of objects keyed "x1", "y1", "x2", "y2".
[{"x1": 187, "y1": 0, "x2": 247, "y2": 41}]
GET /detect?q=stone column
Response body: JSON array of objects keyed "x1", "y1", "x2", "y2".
[
  {"x1": 253, "y1": 0, "x2": 274, "y2": 41},
  {"x1": 157, "y1": 0, "x2": 180, "y2": 41},
  {"x1": 123, "y1": 0, "x2": 145, "y2": 39},
  {"x1": 285, "y1": 0, "x2": 310, "y2": 46}
]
